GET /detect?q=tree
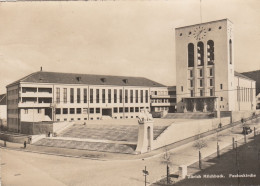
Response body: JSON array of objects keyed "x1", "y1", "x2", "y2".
[
  {"x1": 193, "y1": 135, "x2": 207, "y2": 169},
  {"x1": 161, "y1": 148, "x2": 173, "y2": 185}
]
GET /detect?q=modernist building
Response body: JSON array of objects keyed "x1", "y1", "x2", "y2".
[
  {"x1": 6, "y1": 71, "x2": 176, "y2": 132},
  {"x1": 241, "y1": 70, "x2": 260, "y2": 109},
  {"x1": 175, "y1": 19, "x2": 256, "y2": 113}
]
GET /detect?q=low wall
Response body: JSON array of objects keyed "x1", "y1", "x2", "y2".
[
  {"x1": 0, "y1": 132, "x2": 29, "y2": 143},
  {"x1": 21, "y1": 122, "x2": 53, "y2": 135},
  {"x1": 231, "y1": 110, "x2": 260, "y2": 123},
  {"x1": 53, "y1": 121, "x2": 74, "y2": 134},
  {"x1": 153, "y1": 117, "x2": 231, "y2": 149}
]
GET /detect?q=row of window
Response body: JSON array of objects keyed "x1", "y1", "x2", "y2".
[
  {"x1": 56, "y1": 115, "x2": 139, "y2": 122},
  {"x1": 189, "y1": 78, "x2": 214, "y2": 88},
  {"x1": 56, "y1": 88, "x2": 149, "y2": 104},
  {"x1": 187, "y1": 39, "x2": 232, "y2": 67},
  {"x1": 55, "y1": 106, "x2": 149, "y2": 115},
  {"x1": 189, "y1": 68, "x2": 213, "y2": 78},
  {"x1": 190, "y1": 89, "x2": 214, "y2": 97}
]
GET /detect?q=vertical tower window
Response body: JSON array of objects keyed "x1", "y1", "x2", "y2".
[
  {"x1": 114, "y1": 89, "x2": 117, "y2": 103},
  {"x1": 229, "y1": 39, "x2": 232, "y2": 64},
  {"x1": 190, "y1": 90, "x2": 194, "y2": 97},
  {"x1": 119, "y1": 89, "x2": 123, "y2": 103},
  {"x1": 145, "y1": 90, "x2": 148, "y2": 103},
  {"x1": 130, "y1": 90, "x2": 133, "y2": 103},
  {"x1": 140, "y1": 90, "x2": 144, "y2": 103},
  {"x1": 77, "y1": 88, "x2": 80, "y2": 103},
  {"x1": 90, "y1": 89, "x2": 93, "y2": 103},
  {"x1": 63, "y1": 88, "x2": 67, "y2": 104},
  {"x1": 200, "y1": 79, "x2": 203, "y2": 87},
  {"x1": 96, "y1": 89, "x2": 100, "y2": 103},
  {"x1": 197, "y1": 41, "x2": 204, "y2": 66},
  {"x1": 56, "y1": 88, "x2": 60, "y2": 104},
  {"x1": 135, "y1": 90, "x2": 138, "y2": 103},
  {"x1": 125, "y1": 90, "x2": 128, "y2": 103},
  {"x1": 102, "y1": 89, "x2": 106, "y2": 103},
  {"x1": 190, "y1": 80, "x2": 193, "y2": 87},
  {"x1": 200, "y1": 89, "x2": 203, "y2": 96},
  {"x1": 108, "y1": 89, "x2": 111, "y2": 103},
  {"x1": 70, "y1": 88, "x2": 74, "y2": 103},
  {"x1": 188, "y1": 43, "x2": 194, "y2": 67},
  {"x1": 83, "y1": 88, "x2": 87, "y2": 103},
  {"x1": 207, "y1": 40, "x2": 214, "y2": 65}
]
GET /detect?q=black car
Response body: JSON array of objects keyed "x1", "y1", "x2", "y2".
[{"x1": 242, "y1": 126, "x2": 252, "y2": 135}]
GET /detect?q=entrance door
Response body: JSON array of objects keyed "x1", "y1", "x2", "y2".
[{"x1": 102, "y1": 108, "x2": 112, "y2": 117}]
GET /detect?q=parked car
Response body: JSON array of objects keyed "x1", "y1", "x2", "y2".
[{"x1": 242, "y1": 127, "x2": 252, "y2": 135}]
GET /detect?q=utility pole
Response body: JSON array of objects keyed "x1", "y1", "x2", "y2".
[{"x1": 142, "y1": 166, "x2": 149, "y2": 186}]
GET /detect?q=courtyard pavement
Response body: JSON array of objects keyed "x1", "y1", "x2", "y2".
[{"x1": 0, "y1": 117, "x2": 260, "y2": 186}]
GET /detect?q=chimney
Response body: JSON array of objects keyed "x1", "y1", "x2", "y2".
[
  {"x1": 76, "y1": 76, "x2": 81, "y2": 81},
  {"x1": 40, "y1": 66, "x2": 43, "y2": 71},
  {"x1": 101, "y1": 78, "x2": 106, "y2": 83},
  {"x1": 123, "y1": 79, "x2": 128, "y2": 84}
]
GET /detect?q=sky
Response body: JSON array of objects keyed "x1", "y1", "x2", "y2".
[{"x1": 0, "y1": 0, "x2": 260, "y2": 94}]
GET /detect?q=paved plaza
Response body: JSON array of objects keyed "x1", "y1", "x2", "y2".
[{"x1": 1, "y1": 117, "x2": 260, "y2": 186}]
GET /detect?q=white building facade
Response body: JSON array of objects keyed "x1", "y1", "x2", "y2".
[
  {"x1": 7, "y1": 71, "x2": 176, "y2": 132},
  {"x1": 175, "y1": 19, "x2": 256, "y2": 113}
]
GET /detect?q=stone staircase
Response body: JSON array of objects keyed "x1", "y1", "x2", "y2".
[
  {"x1": 59, "y1": 124, "x2": 168, "y2": 142},
  {"x1": 163, "y1": 112, "x2": 214, "y2": 119},
  {"x1": 33, "y1": 138, "x2": 136, "y2": 154}
]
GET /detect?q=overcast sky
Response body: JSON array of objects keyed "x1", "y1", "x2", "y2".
[{"x1": 0, "y1": 0, "x2": 260, "y2": 93}]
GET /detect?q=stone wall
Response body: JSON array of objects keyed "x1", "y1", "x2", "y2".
[
  {"x1": 21, "y1": 122, "x2": 53, "y2": 135},
  {"x1": 153, "y1": 117, "x2": 231, "y2": 149}
]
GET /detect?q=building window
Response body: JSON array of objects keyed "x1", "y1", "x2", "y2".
[
  {"x1": 56, "y1": 88, "x2": 60, "y2": 104},
  {"x1": 207, "y1": 40, "x2": 214, "y2": 65},
  {"x1": 210, "y1": 79, "x2": 213, "y2": 86},
  {"x1": 56, "y1": 108, "x2": 61, "y2": 114},
  {"x1": 125, "y1": 107, "x2": 129, "y2": 113},
  {"x1": 221, "y1": 97, "x2": 223, "y2": 101},
  {"x1": 130, "y1": 90, "x2": 133, "y2": 103},
  {"x1": 77, "y1": 88, "x2": 80, "y2": 103},
  {"x1": 63, "y1": 108, "x2": 68, "y2": 114},
  {"x1": 114, "y1": 89, "x2": 117, "y2": 103},
  {"x1": 190, "y1": 70, "x2": 193, "y2": 77},
  {"x1": 70, "y1": 108, "x2": 75, "y2": 114},
  {"x1": 108, "y1": 89, "x2": 111, "y2": 103},
  {"x1": 220, "y1": 84, "x2": 223, "y2": 90},
  {"x1": 197, "y1": 41, "x2": 204, "y2": 66},
  {"x1": 113, "y1": 107, "x2": 118, "y2": 113},
  {"x1": 190, "y1": 80, "x2": 193, "y2": 87},
  {"x1": 190, "y1": 90, "x2": 194, "y2": 97},
  {"x1": 102, "y1": 89, "x2": 106, "y2": 103},
  {"x1": 38, "y1": 109, "x2": 41, "y2": 113},
  {"x1": 181, "y1": 86, "x2": 183, "y2": 92},
  {"x1": 96, "y1": 108, "x2": 100, "y2": 114},
  {"x1": 84, "y1": 88, "x2": 87, "y2": 103},
  {"x1": 125, "y1": 90, "x2": 128, "y2": 103},
  {"x1": 90, "y1": 89, "x2": 93, "y2": 103},
  {"x1": 119, "y1": 89, "x2": 123, "y2": 103},
  {"x1": 145, "y1": 90, "x2": 148, "y2": 103},
  {"x1": 229, "y1": 39, "x2": 232, "y2": 64},
  {"x1": 199, "y1": 69, "x2": 203, "y2": 77},
  {"x1": 130, "y1": 107, "x2": 134, "y2": 112},
  {"x1": 135, "y1": 90, "x2": 138, "y2": 103},
  {"x1": 83, "y1": 108, "x2": 88, "y2": 114},
  {"x1": 141, "y1": 90, "x2": 144, "y2": 103},
  {"x1": 70, "y1": 88, "x2": 74, "y2": 103},
  {"x1": 209, "y1": 68, "x2": 213, "y2": 76},
  {"x1": 210, "y1": 89, "x2": 213, "y2": 96},
  {"x1": 96, "y1": 89, "x2": 100, "y2": 103},
  {"x1": 188, "y1": 43, "x2": 194, "y2": 67},
  {"x1": 90, "y1": 108, "x2": 94, "y2": 114},
  {"x1": 200, "y1": 79, "x2": 203, "y2": 87},
  {"x1": 63, "y1": 88, "x2": 67, "y2": 103},
  {"x1": 119, "y1": 107, "x2": 123, "y2": 113},
  {"x1": 200, "y1": 89, "x2": 203, "y2": 96},
  {"x1": 135, "y1": 107, "x2": 139, "y2": 112},
  {"x1": 77, "y1": 108, "x2": 81, "y2": 114}
]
